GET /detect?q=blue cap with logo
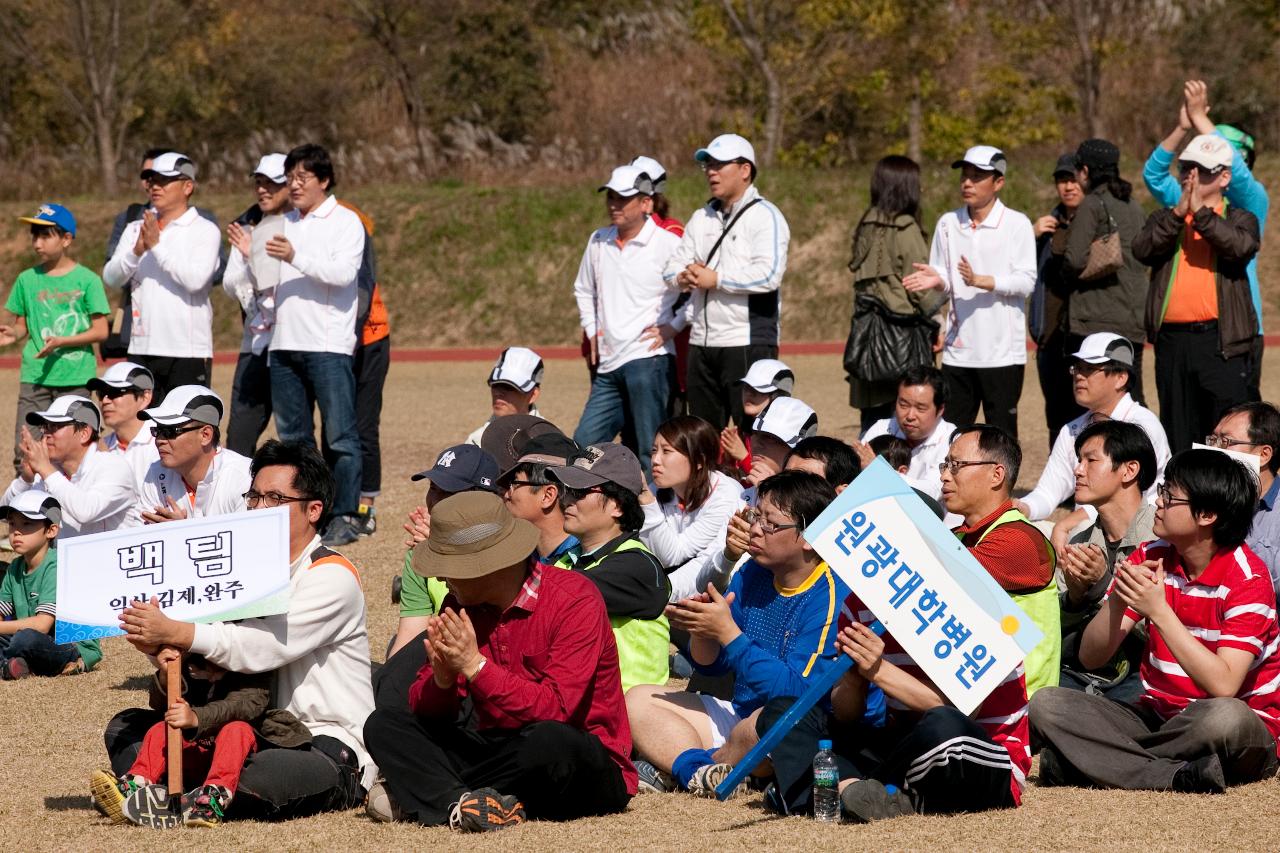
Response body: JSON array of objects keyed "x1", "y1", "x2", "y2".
[{"x1": 18, "y1": 203, "x2": 76, "y2": 237}]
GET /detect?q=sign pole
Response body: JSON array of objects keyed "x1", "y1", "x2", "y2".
[{"x1": 166, "y1": 650, "x2": 183, "y2": 800}]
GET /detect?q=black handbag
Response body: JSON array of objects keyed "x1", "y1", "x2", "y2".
[{"x1": 843, "y1": 295, "x2": 938, "y2": 384}]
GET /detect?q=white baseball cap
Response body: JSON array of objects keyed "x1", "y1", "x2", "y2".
[
  {"x1": 695, "y1": 134, "x2": 756, "y2": 166},
  {"x1": 739, "y1": 358, "x2": 795, "y2": 395},
  {"x1": 630, "y1": 156, "x2": 668, "y2": 192},
  {"x1": 138, "y1": 385, "x2": 224, "y2": 427},
  {"x1": 0, "y1": 489, "x2": 62, "y2": 526},
  {"x1": 1179, "y1": 134, "x2": 1233, "y2": 172},
  {"x1": 598, "y1": 165, "x2": 653, "y2": 198},
  {"x1": 27, "y1": 395, "x2": 101, "y2": 432},
  {"x1": 1071, "y1": 332, "x2": 1135, "y2": 367},
  {"x1": 88, "y1": 361, "x2": 155, "y2": 393},
  {"x1": 252, "y1": 153, "x2": 288, "y2": 184},
  {"x1": 952, "y1": 145, "x2": 1007, "y2": 175},
  {"x1": 752, "y1": 397, "x2": 818, "y2": 447},
  {"x1": 488, "y1": 347, "x2": 544, "y2": 393},
  {"x1": 142, "y1": 151, "x2": 197, "y2": 180}
]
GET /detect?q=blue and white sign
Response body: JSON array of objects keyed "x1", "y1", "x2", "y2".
[
  {"x1": 805, "y1": 458, "x2": 1043, "y2": 714},
  {"x1": 55, "y1": 507, "x2": 291, "y2": 645}
]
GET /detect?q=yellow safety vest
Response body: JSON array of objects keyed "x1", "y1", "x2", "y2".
[
  {"x1": 965, "y1": 508, "x2": 1062, "y2": 697},
  {"x1": 576, "y1": 538, "x2": 671, "y2": 692}
]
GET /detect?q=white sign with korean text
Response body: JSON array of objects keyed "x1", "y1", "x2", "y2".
[
  {"x1": 806, "y1": 459, "x2": 1043, "y2": 715},
  {"x1": 55, "y1": 506, "x2": 290, "y2": 645}
]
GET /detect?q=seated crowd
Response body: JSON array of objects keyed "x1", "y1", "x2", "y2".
[{"x1": 2, "y1": 109, "x2": 1279, "y2": 834}]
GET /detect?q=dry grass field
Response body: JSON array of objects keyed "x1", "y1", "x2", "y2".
[{"x1": 2, "y1": 351, "x2": 1279, "y2": 851}]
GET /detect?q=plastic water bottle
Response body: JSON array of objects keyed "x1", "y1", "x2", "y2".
[{"x1": 812, "y1": 739, "x2": 840, "y2": 822}]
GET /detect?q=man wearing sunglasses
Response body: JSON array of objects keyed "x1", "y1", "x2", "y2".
[
  {"x1": 662, "y1": 133, "x2": 791, "y2": 434},
  {"x1": 546, "y1": 443, "x2": 669, "y2": 694},
  {"x1": 89, "y1": 361, "x2": 158, "y2": 484},
  {"x1": 1, "y1": 394, "x2": 137, "y2": 536},
  {"x1": 1135, "y1": 133, "x2": 1261, "y2": 454},
  {"x1": 1016, "y1": 333, "x2": 1170, "y2": 552},
  {"x1": 102, "y1": 152, "x2": 220, "y2": 401},
  {"x1": 135, "y1": 385, "x2": 251, "y2": 524}
]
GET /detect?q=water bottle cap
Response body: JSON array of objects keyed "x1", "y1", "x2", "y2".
[{"x1": 818, "y1": 739, "x2": 832, "y2": 750}]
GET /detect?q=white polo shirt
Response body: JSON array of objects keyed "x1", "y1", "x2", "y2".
[
  {"x1": 137, "y1": 447, "x2": 252, "y2": 519},
  {"x1": 862, "y1": 416, "x2": 957, "y2": 501},
  {"x1": 103, "y1": 422, "x2": 160, "y2": 490},
  {"x1": 574, "y1": 218, "x2": 682, "y2": 374},
  {"x1": 270, "y1": 195, "x2": 365, "y2": 355},
  {"x1": 929, "y1": 199, "x2": 1037, "y2": 368},
  {"x1": 103, "y1": 207, "x2": 221, "y2": 358},
  {"x1": 2, "y1": 444, "x2": 140, "y2": 535},
  {"x1": 1021, "y1": 393, "x2": 1170, "y2": 520}
]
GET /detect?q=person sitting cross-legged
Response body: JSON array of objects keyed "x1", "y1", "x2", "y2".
[
  {"x1": 363, "y1": 491, "x2": 636, "y2": 830},
  {"x1": 625, "y1": 470, "x2": 881, "y2": 797},
  {"x1": 1030, "y1": 448, "x2": 1280, "y2": 793}
]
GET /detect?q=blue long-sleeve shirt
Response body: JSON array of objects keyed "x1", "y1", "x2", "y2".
[
  {"x1": 1144, "y1": 133, "x2": 1270, "y2": 333},
  {"x1": 691, "y1": 560, "x2": 885, "y2": 725}
]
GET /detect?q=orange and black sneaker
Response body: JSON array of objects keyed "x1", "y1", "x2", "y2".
[{"x1": 448, "y1": 787, "x2": 526, "y2": 833}]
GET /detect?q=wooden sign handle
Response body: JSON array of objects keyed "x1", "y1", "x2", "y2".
[{"x1": 166, "y1": 650, "x2": 183, "y2": 797}]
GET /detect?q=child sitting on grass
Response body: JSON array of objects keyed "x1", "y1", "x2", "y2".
[
  {"x1": 91, "y1": 649, "x2": 311, "y2": 828},
  {"x1": 0, "y1": 490, "x2": 100, "y2": 678}
]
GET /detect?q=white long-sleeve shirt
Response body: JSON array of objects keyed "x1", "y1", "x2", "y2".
[
  {"x1": 223, "y1": 247, "x2": 274, "y2": 355},
  {"x1": 188, "y1": 534, "x2": 376, "y2": 787},
  {"x1": 574, "y1": 218, "x2": 681, "y2": 374},
  {"x1": 137, "y1": 447, "x2": 252, "y2": 519},
  {"x1": 103, "y1": 423, "x2": 160, "y2": 491},
  {"x1": 641, "y1": 470, "x2": 742, "y2": 571},
  {"x1": 930, "y1": 199, "x2": 1036, "y2": 368},
  {"x1": 102, "y1": 206, "x2": 221, "y2": 358},
  {"x1": 2, "y1": 444, "x2": 139, "y2": 535},
  {"x1": 1021, "y1": 393, "x2": 1170, "y2": 520},
  {"x1": 862, "y1": 416, "x2": 957, "y2": 501},
  {"x1": 270, "y1": 195, "x2": 365, "y2": 354},
  {"x1": 665, "y1": 485, "x2": 758, "y2": 602},
  {"x1": 662, "y1": 185, "x2": 791, "y2": 347}
]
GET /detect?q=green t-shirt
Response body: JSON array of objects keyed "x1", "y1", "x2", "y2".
[
  {"x1": 5, "y1": 264, "x2": 110, "y2": 386},
  {"x1": 0, "y1": 548, "x2": 101, "y2": 670},
  {"x1": 399, "y1": 548, "x2": 449, "y2": 618}
]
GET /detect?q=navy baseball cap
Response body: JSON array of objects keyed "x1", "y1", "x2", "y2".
[
  {"x1": 411, "y1": 444, "x2": 501, "y2": 494},
  {"x1": 18, "y1": 203, "x2": 76, "y2": 237}
]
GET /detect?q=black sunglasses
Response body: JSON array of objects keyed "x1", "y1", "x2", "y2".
[{"x1": 153, "y1": 423, "x2": 206, "y2": 441}]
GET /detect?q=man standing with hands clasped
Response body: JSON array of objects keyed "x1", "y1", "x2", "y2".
[
  {"x1": 663, "y1": 134, "x2": 790, "y2": 433},
  {"x1": 904, "y1": 146, "x2": 1036, "y2": 439}
]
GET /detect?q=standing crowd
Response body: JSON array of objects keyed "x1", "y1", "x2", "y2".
[{"x1": 2, "y1": 77, "x2": 1280, "y2": 832}]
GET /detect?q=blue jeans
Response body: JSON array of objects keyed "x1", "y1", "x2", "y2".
[
  {"x1": 573, "y1": 355, "x2": 671, "y2": 475},
  {"x1": 269, "y1": 350, "x2": 362, "y2": 517},
  {"x1": 0, "y1": 628, "x2": 80, "y2": 676}
]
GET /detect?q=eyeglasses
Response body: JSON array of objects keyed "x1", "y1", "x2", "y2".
[
  {"x1": 1156, "y1": 485, "x2": 1191, "y2": 508},
  {"x1": 504, "y1": 479, "x2": 547, "y2": 495},
  {"x1": 743, "y1": 508, "x2": 804, "y2": 536},
  {"x1": 699, "y1": 158, "x2": 746, "y2": 173},
  {"x1": 1069, "y1": 363, "x2": 1111, "y2": 378},
  {"x1": 95, "y1": 387, "x2": 138, "y2": 401},
  {"x1": 143, "y1": 174, "x2": 184, "y2": 187},
  {"x1": 1204, "y1": 433, "x2": 1256, "y2": 449},
  {"x1": 31, "y1": 422, "x2": 74, "y2": 438},
  {"x1": 153, "y1": 423, "x2": 205, "y2": 441},
  {"x1": 1178, "y1": 162, "x2": 1224, "y2": 178},
  {"x1": 287, "y1": 171, "x2": 318, "y2": 187},
  {"x1": 243, "y1": 490, "x2": 313, "y2": 509},
  {"x1": 938, "y1": 459, "x2": 998, "y2": 475}
]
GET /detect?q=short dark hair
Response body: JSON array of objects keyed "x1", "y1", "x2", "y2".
[
  {"x1": 1074, "y1": 420, "x2": 1157, "y2": 492},
  {"x1": 250, "y1": 439, "x2": 334, "y2": 527},
  {"x1": 655, "y1": 416, "x2": 721, "y2": 511},
  {"x1": 29, "y1": 223, "x2": 69, "y2": 239},
  {"x1": 900, "y1": 365, "x2": 947, "y2": 410},
  {"x1": 756, "y1": 469, "x2": 837, "y2": 531},
  {"x1": 599, "y1": 480, "x2": 644, "y2": 533},
  {"x1": 509, "y1": 459, "x2": 553, "y2": 487},
  {"x1": 1162, "y1": 448, "x2": 1256, "y2": 548},
  {"x1": 284, "y1": 143, "x2": 337, "y2": 191},
  {"x1": 954, "y1": 424, "x2": 1021, "y2": 490},
  {"x1": 868, "y1": 434, "x2": 912, "y2": 473},
  {"x1": 1221, "y1": 401, "x2": 1280, "y2": 475},
  {"x1": 786, "y1": 436, "x2": 860, "y2": 488}
]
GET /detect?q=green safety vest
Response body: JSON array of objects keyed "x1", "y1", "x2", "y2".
[
  {"x1": 576, "y1": 537, "x2": 670, "y2": 693},
  {"x1": 966, "y1": 508, "x2": 1062, "y2": 698}
]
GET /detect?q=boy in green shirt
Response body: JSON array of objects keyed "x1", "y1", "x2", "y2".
[
  {"x1": 0, "y1": 204, "x2": 111, "y2": 473},
  {"x1": 0, "y1": 489, "x2": 101, "y2": 678}
]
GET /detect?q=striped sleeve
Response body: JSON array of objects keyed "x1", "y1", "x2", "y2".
[
  {"x1": 1219, "y1": 565, "x2": 1278, "y2": 657},
  {"x1": 0, "y1": 600, "x2": 12, "y2": 618}
]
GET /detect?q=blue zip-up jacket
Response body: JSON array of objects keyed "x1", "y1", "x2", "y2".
[{"x1": 1143, "y1": 134, "x2": 1269, "y2": 333}]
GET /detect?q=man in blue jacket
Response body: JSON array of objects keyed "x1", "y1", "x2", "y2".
[{"x1": 1144, "y1": 80, "x2": 1269, "y2": 398}]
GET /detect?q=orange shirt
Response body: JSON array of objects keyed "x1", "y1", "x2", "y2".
[{"x1": 1162, "y1": 206, "x2": 1221, "y2": 323}]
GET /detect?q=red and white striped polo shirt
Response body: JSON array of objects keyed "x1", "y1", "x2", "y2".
[
  {"x1": 841, "y1": 595, "x2": 1031, "y2": 804},
  {"x1": 1118, "y1": 541, "x2": 1280, "y2": 751}
]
